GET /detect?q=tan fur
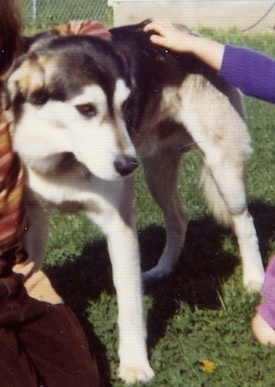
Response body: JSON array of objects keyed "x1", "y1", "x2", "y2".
[{"x1": 13, "y1": 260, "x2": 63, "y2": 304}]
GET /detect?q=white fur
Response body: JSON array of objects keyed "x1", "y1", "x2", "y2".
[
  {"x1": 13, "y1": 82, "x2": 135, "y2": 181},
  {"x1": 11, "y1": 75, "x2": 153, "y2": 384}
]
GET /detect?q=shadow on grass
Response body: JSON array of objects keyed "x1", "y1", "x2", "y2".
[
  {"x1": 45, "y1": 201, "x2": 275, "y2": 384},
  {"x1": 250, "y1": 201, "x2": 275, "y2": 262},
  {"x1": 144, "y1": 201, "x2": 275, "y2": 349},
  {"x1": 45, "y1": 239, "x2": 115, "y2": 387},
  {"x1": 141, "y1": 218, "x2": 237, "y2": 349}
]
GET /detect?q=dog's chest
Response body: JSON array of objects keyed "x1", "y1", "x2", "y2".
[{"x1": 25, "y1": 166, "x2": 101, "y2": 210}]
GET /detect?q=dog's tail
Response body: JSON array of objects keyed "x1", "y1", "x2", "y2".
[{"x1": 200, "y1": 164, "x2": 232, "y2": 227}]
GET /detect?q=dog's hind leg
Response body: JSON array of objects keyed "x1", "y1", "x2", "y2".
[
  {"x1": 24, "y1": 191, "x2": 50, "y2": 268},
  {"x1": 141, "y1": 149, "x2": 189, "y2": 282},
  {"x1": 191, "y1": 125, "x2": 264, "y2": 292},
  {"x1": 179, "y1": 80, "x2": 264, "y2": 292},
  {"x1": 200, "y1": 157, "x2": 264, "y2": 292}
]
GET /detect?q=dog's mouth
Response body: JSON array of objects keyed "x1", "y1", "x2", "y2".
[
  {"x1": 57, "y1": 152, "x2": 78, "y2": 172},
  {"x1": 56, "y1": 153, "x2": 138, "y2": 180}
]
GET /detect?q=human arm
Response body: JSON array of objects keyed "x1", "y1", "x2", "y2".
[
  {"x1": 220, "y1": 44, "x2": 275, "y2": 103},
  {"x1": 144, "y1": 19, "x2": 275, "y2": 103},
  {"x1": 144, "y1": 19, "x2": 225, "y2": 71}
]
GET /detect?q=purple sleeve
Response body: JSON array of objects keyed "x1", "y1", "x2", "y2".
[
  {"x1": 256, "y1": 256, "x2": 275, "y2": 329},
  {"x1": 219, "y1": 44, "x2": 275, "y2": 103}
]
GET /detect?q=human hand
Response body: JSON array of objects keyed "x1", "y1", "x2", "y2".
[
  {"x1": 144, "y1": 19, "x2": 225, "y2": 71},
  {"x1": 144, "y1": 19, "x2": 195, "y2": 53}
]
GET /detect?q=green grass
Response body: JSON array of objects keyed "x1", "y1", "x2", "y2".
[{"x1": 22, "y1": 17, "x2": 275, "y2": 386}]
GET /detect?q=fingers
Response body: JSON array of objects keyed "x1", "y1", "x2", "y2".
[
  {"x1": 149, "y1": 33, "x2": 168, "y2": 47},
  {"x1": 144, "y1": 19, "x2": 179, "y2": 49},
  {"x1": 144, "y1": 19, "x2": 174, "y2": 36}
]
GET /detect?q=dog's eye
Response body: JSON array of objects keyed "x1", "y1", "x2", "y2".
[{"x1": 75, "y1": 103, "x2": 97, "y2": 117}]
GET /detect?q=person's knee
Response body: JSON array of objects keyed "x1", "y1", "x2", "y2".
[{"x1": 252, "y1": 313, "x2": 275, "y2": 346}]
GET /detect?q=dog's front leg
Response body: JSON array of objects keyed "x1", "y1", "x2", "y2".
[
  {"x1": 107, "y1": 215, "x2": 154, "y2": 384},
  {"x1": 24, "y1": 189, "x2": 50, "y2": 267},
  {"x1": 90, "y1": 177, "x2": 154, "y2": 384}
]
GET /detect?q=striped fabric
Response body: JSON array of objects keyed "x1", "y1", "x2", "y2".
[
  {"x1": 52, "y1": 19, "x2": 112, "y2": 40},
  {"x1": 0, "y1": 116, "x2": 28, "y2": 249}
]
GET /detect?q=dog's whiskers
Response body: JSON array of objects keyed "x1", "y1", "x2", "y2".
[{"x1": 177, "y1": 141, "x2": 196, "y2": 151}]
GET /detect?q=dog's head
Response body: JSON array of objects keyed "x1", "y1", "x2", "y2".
[{"x1": 5, "y1": 35, "x2": 138, "y2": 181}]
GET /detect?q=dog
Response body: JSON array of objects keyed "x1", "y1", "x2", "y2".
[{"x1": 4, "y1": 21, "x2": 265, "y2": 384}]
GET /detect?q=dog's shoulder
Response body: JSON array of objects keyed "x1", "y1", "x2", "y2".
[{"x1": 111, "y1": 21, "x2": 205, "y2": 86}]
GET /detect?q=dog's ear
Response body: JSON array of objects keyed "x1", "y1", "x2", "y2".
[
  {"x1": 7, "y1": 52, "x2": 49, "y2": 107},
  {"x1": 116, "y1": 51, "x2": 136, "y2": 90}
]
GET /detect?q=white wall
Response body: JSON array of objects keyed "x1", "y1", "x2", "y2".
[{"x1": 110, "y1": 1, "x2": 275, "y2": 31}]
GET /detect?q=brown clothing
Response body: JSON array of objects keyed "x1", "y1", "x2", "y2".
[{"x1": 0, "y1": 302, "x2": 100, "y2": 386}]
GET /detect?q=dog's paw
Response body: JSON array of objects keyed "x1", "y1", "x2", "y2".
[
  {"x1": 142, "y1": 266, "x2": 171, "y2": 284},
  {"x1": 244, "y1": 279, "x2": 263, "y2": 293},
  {"x1": 119, "y1": 363, "x2": 154, "y2": 384},
  {"x1": 243, "y1": 273, "x2": 264, "y2": 293}
]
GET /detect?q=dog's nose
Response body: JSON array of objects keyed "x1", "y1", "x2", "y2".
[{"x1": 114, "y1": 156, "x2": 138, "y2": 176}]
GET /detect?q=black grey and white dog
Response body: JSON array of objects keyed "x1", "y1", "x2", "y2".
[{"x1": 4, "y1": 21, "x2": 264, "y2": 383}]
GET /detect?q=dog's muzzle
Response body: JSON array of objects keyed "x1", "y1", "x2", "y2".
[{"x1": 114, "y1": 155, "x2": 138, "y2": 176}]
